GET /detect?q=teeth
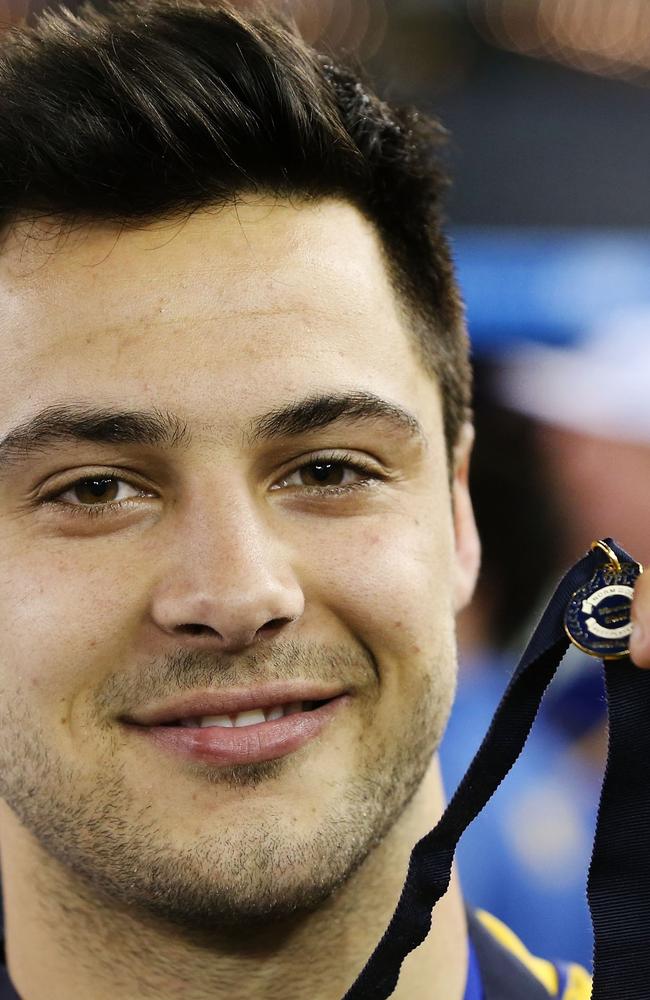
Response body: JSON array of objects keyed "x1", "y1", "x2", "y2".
[
  {"x1": 232, "y1": 709, "x2": 266, "y2": 728},
  {"x1": 198, "y1": 715, "x2": 233, "y2": 728},
  {"x1": 178, "y1": 701, "x2": 313, "y2": 729}
]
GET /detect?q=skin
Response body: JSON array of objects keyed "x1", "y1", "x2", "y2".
[
  {"x1": 631, "y1": 574, "x2": 650, "y2": 669},
  {"x1": 0, "y1": 197, "x2": 480, "y2": 1000}
]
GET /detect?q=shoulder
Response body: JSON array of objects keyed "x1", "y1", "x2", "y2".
[{"x1": 469, "y1": 908, "x2": 592, "y2": 999}]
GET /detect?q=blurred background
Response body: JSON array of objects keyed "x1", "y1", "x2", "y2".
[{"x1": 4, "y1": 0, "x2": 650, "y2": 974}]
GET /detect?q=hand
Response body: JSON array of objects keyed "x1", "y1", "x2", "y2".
[{"x1": 630, "y1": 571, "x2": 650, "y2": 668}]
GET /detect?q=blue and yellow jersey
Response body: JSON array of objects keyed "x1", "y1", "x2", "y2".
[{"x1": 469, "y1": 908, "x2": 592, "y2": 999}]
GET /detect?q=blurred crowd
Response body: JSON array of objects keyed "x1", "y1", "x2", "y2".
[{"x1": 440, "y1": 309, "x2": 650, "y2": 971}]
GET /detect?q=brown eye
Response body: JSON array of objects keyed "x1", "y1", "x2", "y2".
[
  {"x1": 71, "y1": 478, "x2": 121, "y2": 505},
  {"x1": 271, "y1": 455, "x2": 379, "y2": 493},
  {"x1": 52, "y1": 476, "x2": 148, "y2": 508},
  {"x1": 300, "y1": 462, "x2": 346, "y2": 487}
]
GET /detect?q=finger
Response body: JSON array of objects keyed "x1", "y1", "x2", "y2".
[{"x1": 629, "y1": 570, "x2": 650, "y2": 668}]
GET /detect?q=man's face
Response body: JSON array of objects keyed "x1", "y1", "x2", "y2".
[{"x1": 0, "y1": 198, "x2": 478, "y2": 928}]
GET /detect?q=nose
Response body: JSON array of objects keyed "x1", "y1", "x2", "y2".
[{"x1": 149, "y1": 493, "x2": 305, "y2": 652}]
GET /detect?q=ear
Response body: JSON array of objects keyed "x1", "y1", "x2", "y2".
[{"x1": 451, "y1": 421, "x2": 481, "y2": 613}]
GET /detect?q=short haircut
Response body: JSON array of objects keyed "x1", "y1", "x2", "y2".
[{"x1": 0, "y1": 0, "x2": 471, "y2": 456}]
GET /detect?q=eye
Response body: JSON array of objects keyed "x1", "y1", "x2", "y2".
[
  {"x1": 273, "y1": 455, "x2": 380, "y2": 492},
  {"x1": 50, "y1": 476, "x2": 152, "y2": 508}
]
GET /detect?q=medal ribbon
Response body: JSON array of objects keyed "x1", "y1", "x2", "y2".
[{"x1": 342, "y1": 537, "x2": 642, "y2": 999}]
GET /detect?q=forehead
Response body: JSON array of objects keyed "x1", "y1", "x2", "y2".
[{"x1": 0, "y1": 198, "x2": 439, "y2": 438}]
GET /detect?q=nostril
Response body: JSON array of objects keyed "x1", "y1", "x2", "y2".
[
  {"x1": 259, "y1": 617, "x2": 294, "y2": 633},
  {"x1": 176, "y1": 618, "x2": 294, "y2": 640},
  {"x1": 179, "y1": 623, "x2": 219, "y2": 637}
]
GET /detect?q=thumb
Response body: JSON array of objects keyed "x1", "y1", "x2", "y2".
[{"x1": 629, "y1": 569, "x2": 650, "y2": 668}]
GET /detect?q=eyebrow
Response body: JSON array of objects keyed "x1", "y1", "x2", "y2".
[
  {"x1": 0, "y1": 391, "x2": 425, "y2": 475},
  {"x1": 246, "y1": 391, "x2": 425, "y2": 447},
  {"x1": 0, "y1": 405, "x2": 192, "y2": 474}
]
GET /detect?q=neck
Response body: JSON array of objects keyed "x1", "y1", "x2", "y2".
[{"x1": 1, "y1": 762, "x2": 468, "y2": 1000}]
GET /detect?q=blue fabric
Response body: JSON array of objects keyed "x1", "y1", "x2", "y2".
[
  {"x1": 0, "y1": 965, "x2": 17, "y2": 999},
  {"x1": 554, "y1": 962, "x2": 569, "y2": 996},
  {"x1": 463, "y1": 937, "x2": 484, "y2": 1000},
  {"x1": 439, "y1": 658, "x2": 597, "y2": 971}
]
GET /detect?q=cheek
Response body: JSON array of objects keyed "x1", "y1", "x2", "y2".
[
  {"x1": 334, "y1": 518, "x2": 457, "y2": 751},
  {"x1": 0, "y1": 541, "x2": 135, "y2": 707},
  {"x1": 302, "y1": 511, "x2": 457, "y2": 682}
]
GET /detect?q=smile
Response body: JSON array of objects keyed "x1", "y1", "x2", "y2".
[
  {"x1": 172, "y1": 699, "x2": 329, "y2": 728},
  {"x1": 124, "y1": 695, "x2": 350, "y2": 766}
]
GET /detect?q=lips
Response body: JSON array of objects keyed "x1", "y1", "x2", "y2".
[
  {"x1": 124, "y1": 694, "x2": 351, "y2": 766},
  {"x1": 176, "y1": 701, "x2": 325, "y2": 727},
  {"x1": 121, "y1": 682, "x2": 348, "y2": 728}
]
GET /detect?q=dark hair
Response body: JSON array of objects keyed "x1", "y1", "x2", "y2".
[{"x1": 0, "y1": 0, "x2": 470, "y2": 455}]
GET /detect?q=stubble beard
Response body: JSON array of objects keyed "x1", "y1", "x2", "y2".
[{"x1": 0, "y1": 659, "x2": 451, "y2": 936}]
